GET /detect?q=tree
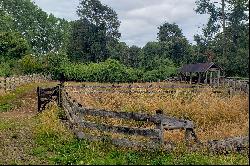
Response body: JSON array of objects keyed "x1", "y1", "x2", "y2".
[
  {"x1": 157, "y1": 22, "x2": 192, "y2": 65},
  {"x1": 108, "y1": 41, "x2": 129, "y2": 65},
  {"x1": 0, "y1": 0, "x2": 70, "y2": 54},
  {"x1": 68, "y1": 0, "x2": 121, "y2": 63},
  {"x1": 141, "y1": 42, "x2": 162, "y2": 71},
  {"x1": 67, "y1": 19, "x2": 108, "y2": 63},
  {"x1": 195, "y1": 0, "x2": 221, "y2": 41},
  {"x1": 0, "y1": 32, "x2": 30, "y2": 59},
  {"x1": 128, "y1": 46, "x2": 142, "y2": 68},
  {"x1": 77, "y1": 0, "x2": 121, "y2": 40},
  {"x1": 195, "y1": 0, "x2": 249, "y2": 77},
  {"x1": 157, "y1": 22, "x2": 184, "y2": 42},
  {"x1": 0, "y1": 7, "x2": 13, "y2": 32}
]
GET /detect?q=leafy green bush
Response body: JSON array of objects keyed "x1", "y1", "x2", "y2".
[
  {"x1": 18, "y1": 54, "x2": 44, "y2": 74},
  {"x1": 62, "y1": 59, "x2": 134, "y2": 83},
  {"x1": 0, "y1": 61, "x2": 11, "y2": 77},
  {"x1": 142, "y1": 66, "x2": 177, "y2": 82},
  {"x1": 59, "y1": 59, "x2": 177, "y2": 83},
  {"x1": 45, "y1": 52, "x2": 70, "y2": 79}
]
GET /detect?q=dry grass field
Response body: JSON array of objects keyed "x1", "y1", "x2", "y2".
[
  {"x1": 0, "y1": 82, "x2": 248, "y2": 165},
  {"x1": 65, "y1": 82, "x2": 249, "y2": 143}
]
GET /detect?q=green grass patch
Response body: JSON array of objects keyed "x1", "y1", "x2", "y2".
[
  {"x1": 0, "y1": 82, "x2": 58, "y2": 112},
  {"x1": 0, "y1": 103, "x2": 14, "y2": 112},
  {"x1": 32, "y1": 105, "x2": 249, "y2": 165},
  {"x1": 0, "y1": 119, "x2": 15, "y2": 131}
]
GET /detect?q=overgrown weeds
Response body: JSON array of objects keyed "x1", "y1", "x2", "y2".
[{"x1": 67, "y1": 83, "x2": 249, "y2": 142}]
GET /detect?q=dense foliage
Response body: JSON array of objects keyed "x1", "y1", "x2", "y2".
[
  {"x1": 0, "y1": 0, "x2": 248, "y2": 80},
  {"x1": 194, "y1": 0, "x2": 249, "y2": 77},
  {"x1": 56, "y1": 59, "x2": 176, "y2": 83},
  {"x1": 0, "y1": 0, "x2": 70, "y2": 54}
]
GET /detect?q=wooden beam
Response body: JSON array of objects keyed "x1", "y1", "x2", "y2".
[
  {"x1": 198, "y1": 72, "x2": 201, "y2": 84},
  {"x1": 205, "y1": 72, "x2": 208, "y2": 84},
  {"x1": 190, "y1": 72, "x2": 192, "y2": 84},
  {"x1": 79, "y1": 120, "x2": 161, "y2": 137},
  {"x1": 37, "y1": 87, "x2": 41, "y2": 112},
  {"x1": 210, "y1": 71, "x2": 213, "y2": 85},
  {"x1": 217, "y1": 70, "x2": 221, "y2": 87},
  {"x1": 76, "y1": 106, "x2": 163, "y2": 124}
]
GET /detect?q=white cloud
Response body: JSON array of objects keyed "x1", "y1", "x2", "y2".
[{"x1": 32, "y1": 0, "x2": 208, "y2": 47}]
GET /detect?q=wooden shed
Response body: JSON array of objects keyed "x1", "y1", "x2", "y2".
[{"x1": 179, "y1": 62, "x2": 223, "y2": 85}]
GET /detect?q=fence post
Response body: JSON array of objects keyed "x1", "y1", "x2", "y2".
[
  {"x1": 58, "y1": 81, "x2": 64, "y2": 107},
  {"x1": 155, "y1": 110, "x2": 164, "y2": 146},
  {"x1": 4, "y1": 77, "x2": 7, "y2": 93},
  {"x1": 229, "y1": 87, "x2": 233, "y2": 98},
  {"x1": 37, "y1": 87, "x2": 41, "y2": 112},
  {"x1": 247, "y1": 83, "x2": 249, "y2": 95},
  {"x1": 13, "y1": 77, "x2": 16, "y2": 91}
]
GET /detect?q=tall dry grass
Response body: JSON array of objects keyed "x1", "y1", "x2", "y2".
[{"x1": 67, "y1": 83, "x2": 249, "y2": 142}]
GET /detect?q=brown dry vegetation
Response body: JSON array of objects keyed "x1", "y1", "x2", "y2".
[{"x1": 66, "y1": 82, "x2": 249, "y2": 143}]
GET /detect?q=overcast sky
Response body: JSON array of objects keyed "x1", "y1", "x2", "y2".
[{"x1": 32, "y1": 0, "x2": 209, "y2": 47}]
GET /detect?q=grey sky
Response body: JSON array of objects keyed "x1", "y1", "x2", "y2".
[{"x1": 32, "y1": 0, "x2": 208, "y2": 47}]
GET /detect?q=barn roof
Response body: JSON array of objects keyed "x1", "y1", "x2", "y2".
[{"x1": 180, "y1": 62, "x2": 222, "y2": 73}]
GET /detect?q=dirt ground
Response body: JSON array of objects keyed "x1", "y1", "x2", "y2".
[{"x1": 0, "y1": 85, "x2": 51, "y2": 164}]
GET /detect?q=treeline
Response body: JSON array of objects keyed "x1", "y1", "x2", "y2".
[{"x1": 0, "y1": 0, "x2": 249, "y2": 82}]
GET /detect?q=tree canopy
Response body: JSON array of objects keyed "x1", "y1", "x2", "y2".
[
  {"x1": 0, "y1": 0, "x2": 70, "y2": 54},
  {"x1": 0, "y1": 0, "x2": 248, "y2": 79},
  {"x1": 77, "y1": 0, "x2": 121, "y2": 40}
]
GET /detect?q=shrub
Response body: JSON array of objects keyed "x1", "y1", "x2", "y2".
[
  {"x1": 18, "y1": 54, "x2": 44, "y2": 74},
  {"x1": 0, "y1": 61, "x2": 11, "y2": 77},
  {"x1": 45, "y1": 52, "x2": 70, "y2": 80},
  {"x1": 59, "y1": 58, "x2": 177, "y2": 83}
]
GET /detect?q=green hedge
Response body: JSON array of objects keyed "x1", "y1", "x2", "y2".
[{"x1": 57, "y1": 59, "x2": 177, "y2": 83}]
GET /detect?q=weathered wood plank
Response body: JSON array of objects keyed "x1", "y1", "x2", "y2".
[
  {"x1": 40, "y1": 86, "x2": 59, "y2": 93},
  {"x1": 78, "y1": 120, "x2": 160, "y2": 137},
  {"x1": 62, "y1": 100, "x2": 76, "y2": 124},
  {"x1": 76, "y1": 106, "x2": 163, "y2": 124},
  {"x1": 161, "y1": 117, "x2": 195, "y2": 130},
  {"x1": 67, "y1": 90, "x2": 177, "y2": 94}
]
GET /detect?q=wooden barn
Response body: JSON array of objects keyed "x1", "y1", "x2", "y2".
[{"x1": 179, "y1": 62, "x2": 223, "y2": 85}]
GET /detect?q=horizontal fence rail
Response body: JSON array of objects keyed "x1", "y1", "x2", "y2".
[
  {"x1": 65, "y1": 84, "x2": 205, "y2": 89},
  {"x1": 65, "y1": 84, "x2": 207, "y2": 95},
  {"x1": 65, "y1": 79, "x2": 248, "y2": 95}
]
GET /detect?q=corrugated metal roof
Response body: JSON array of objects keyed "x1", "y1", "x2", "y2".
[{"x1": 180, "y1": 62, "x2": 222, "y2": 73}]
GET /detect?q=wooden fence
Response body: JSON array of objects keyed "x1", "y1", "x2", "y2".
[
  {"x1": 222, "y1": 78, "x2": 249, "y2": 94},
  {"x1": 37, "y1": 84, "x2": 249, "y2": 152},
  {"x1": 65, "y1": 84, "x2": 207, "y2": 95},
  {"x1": 0, "y1": 74, "x2": 51, "y2": 93},
  {"x1": 169, "y1": 76, "x2": 249, "y2": 94},
  {"x1": 37, "y1": 83, "x2": 199, "y2": 149},
  {"x1": 37, "y1": 85, "x2": 61, "y2": 112}
]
